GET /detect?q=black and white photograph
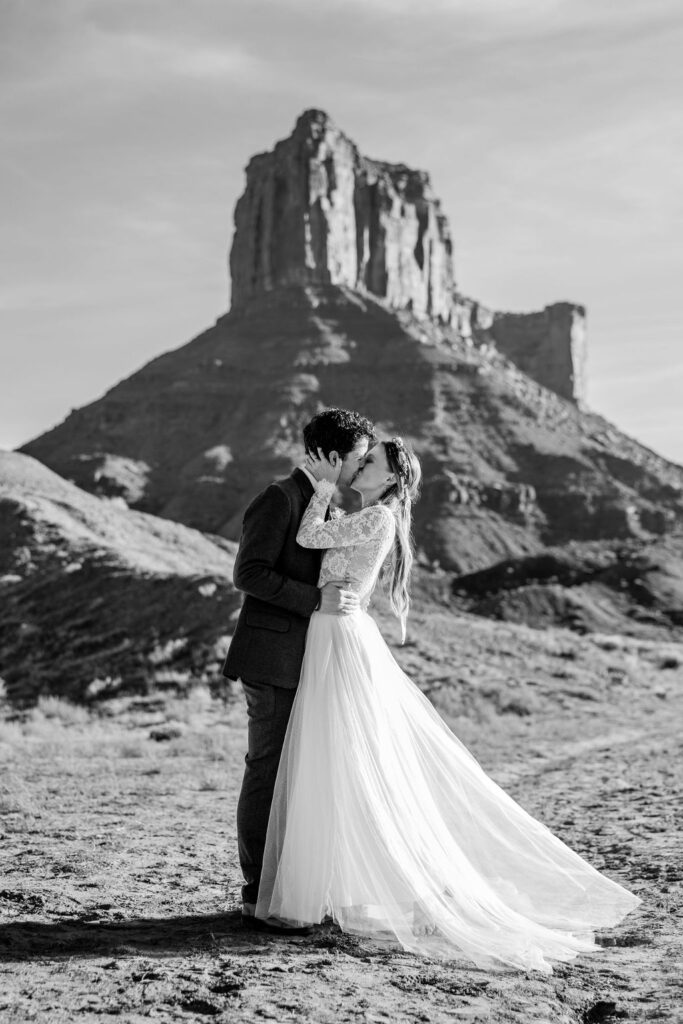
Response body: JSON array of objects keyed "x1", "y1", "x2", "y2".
[{"x1": 1, "y1": 1, "x2": 682, "y2": 1021}]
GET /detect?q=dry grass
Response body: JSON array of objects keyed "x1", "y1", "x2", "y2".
[
  {"x1": 35, "y1": 695, "x2": 91, "y2": 726},
  {"x1": 196, "y1": 769, "x2": 226, "y2": 792},
  {"x1": 0, "y1": 772, "x2": 35, "y2": 815},
  {"x1": 115, "y1": 738, "x2": 148, "y2": 758},
  {"x1": 164, "y1": 686, "x2": 215, "y2": 725},
  {"x1": 1, "y1": 617, "x2": 682, "y2": 1023}
]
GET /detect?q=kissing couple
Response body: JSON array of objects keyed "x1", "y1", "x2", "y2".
[{"x1": 222, "y1": 408, "x2": 639, "y2": 973}]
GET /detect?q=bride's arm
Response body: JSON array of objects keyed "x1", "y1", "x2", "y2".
[{"x1": 297, "y1": 480, "x2": 392, "y2": 549}]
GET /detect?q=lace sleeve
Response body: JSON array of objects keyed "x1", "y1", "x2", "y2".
[{"x1": 297, "y1": 480, "x2": 393, "y2": 549}]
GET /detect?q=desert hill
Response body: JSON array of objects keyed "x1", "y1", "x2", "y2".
[
  {"x1": 18, "y1": 109, "x2": 683, "y2": 615},
  {"x1": 449, "y1": 533, "x2": 683, "y2": 640},
  {"x1": 21, "y1": 282, "x2": 683, "y2": 574},
  {"x1": 0, "y1": 451, "x2": 240, "y2": 704}
]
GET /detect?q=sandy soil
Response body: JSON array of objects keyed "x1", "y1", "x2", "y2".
[{"x1": 1, "y1": 610, "x2": 682, "y2": 1023}]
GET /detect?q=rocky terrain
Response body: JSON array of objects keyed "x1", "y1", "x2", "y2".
[
  {"x1": 20, "y1": 112, "x2": 683, "y2": 601},
  {"x1": 453, "y1": 299, "x2": 588, "y2": 405},
  {"x1": 0, "y1": 451, "x2": 240, "y2": 705},
  {"x1": 18, "y1": 285, "x2": 683, "y2": 579},
  {"x1": 450, "y1": 535, "x2": 683, "y2": 641},
  {"x1": 1, "y1": 609, "x2": 682, "y2": 1023}
]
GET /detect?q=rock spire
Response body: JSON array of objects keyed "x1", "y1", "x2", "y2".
[
  {"x1": 230, "y1": 109, "x2": 455, "y2": 321},
  {"x1": 229, "y1": 109, "x2": 588, "y2": 404}
]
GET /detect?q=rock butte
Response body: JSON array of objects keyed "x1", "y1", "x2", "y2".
[
  {"x1": 20, "y1": 109, "x2": 683, "y2": 576},
  {"x1": 232, "y1": 109, "x2": 586, "y2": 405}
]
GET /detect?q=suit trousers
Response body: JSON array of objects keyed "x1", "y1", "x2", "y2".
[{"x1": 236, "y1": 678, "x2": 297, "y2": 906}]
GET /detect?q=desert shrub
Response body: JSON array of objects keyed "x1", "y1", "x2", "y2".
[
  {"x1": 197, "y1": 727, "x2": 231, "y2": 762},
  {"x1": 36, "y1": 695, "x2": 90, "y2": 726},
  {"x1": 164, "y1": 686, "x2": 214, "y2": 725},
  {"x1": 152, "y1": 669, "x2": 192, "y2": 690},
  {"x1": 591, "y1": 636, "x2": 622, "y2": 652},
  {"x1": 148, "y1": 637, "x2": 188, "y2": 666},
  {"x1": 0, "y1": 773, "x2": 34, "y2": 815},
  {"x1": 196, "y1": 770, "x2": 224, "y2": 791},
  {"x1": 116, "y1": 739, "x2": 147, "y2": 758},
  {"x1": 0, "y1": 719, "x2": 25, "y2": 750},
  {"x1": 85, "y1": 675, "x2": 123, "y2": 700}
]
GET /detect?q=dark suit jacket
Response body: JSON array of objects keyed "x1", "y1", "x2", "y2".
[{"x1": 222, "y1": 469, "x2": 323, "y2": 688}]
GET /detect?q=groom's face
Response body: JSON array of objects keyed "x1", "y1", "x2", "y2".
[{"x1": 338, "y1": 437, "x2": 371, "y2": 487}]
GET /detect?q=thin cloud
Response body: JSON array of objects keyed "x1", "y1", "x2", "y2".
[
  {"x1": 82, "y1": 32, "x2": 261, "y2": 84},
  {"x1": 0, "y1": 7, "x2": 264, "y2": 101}
]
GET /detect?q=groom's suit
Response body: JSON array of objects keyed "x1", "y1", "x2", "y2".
[
  {"x1": 223, "y1": 468, "x2": 323, "y2": 906},
  {"x1": 223, "y1": 469, "x2": 322, "y2": 687}
]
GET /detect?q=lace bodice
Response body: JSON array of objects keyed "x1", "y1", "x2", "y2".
[{"x1": 296, "y1": 480, "x2": 395, "y2": 603}]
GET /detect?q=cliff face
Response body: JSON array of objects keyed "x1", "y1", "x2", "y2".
[
  {"x1": 230, "y1": 109, "x2": 455, "y2": 322},
  {"x1": 19, "y1": 110, "x2": 683, "y2": 580},
  {"x1": 452, "y1": 298, "x2": 587, "y2": 405},
  {"x1": 20, "y1": 285, "x2": 683, "y2": 575},
  {"x1": 490, "y1": 303, "x2": 587, "y2": 406},
  {"x1": 231, "y1": 109, "x2": 585, "y2": 403}
]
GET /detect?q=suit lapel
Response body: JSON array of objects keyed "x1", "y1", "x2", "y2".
[
  {"x1": 291, "y1": 468, "x2": 331, "y2": 522},
  {"x1": 291, "y1": 468, "x2": 314, "y2": 501}
]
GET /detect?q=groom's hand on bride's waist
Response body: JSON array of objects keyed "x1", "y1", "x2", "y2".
[{"x1": 318, "y1": 580, "x2": 360, "y2": 615}]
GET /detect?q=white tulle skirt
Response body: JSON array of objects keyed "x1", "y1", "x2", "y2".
[{"x1": 255, "y1": 610, "x2": 641, "y2": 972}]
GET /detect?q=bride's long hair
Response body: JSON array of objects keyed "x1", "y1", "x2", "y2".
[{"x1": 378, "y1": 438, "x2": 422, "y2": 642}]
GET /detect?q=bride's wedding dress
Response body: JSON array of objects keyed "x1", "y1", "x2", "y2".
[{"x1": 255, "y1": 480, "x2": 640, "y2": 972}]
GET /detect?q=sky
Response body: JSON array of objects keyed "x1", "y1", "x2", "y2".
[{"x1": 1, "y1": 0, "x2": 682, "y2": 463}]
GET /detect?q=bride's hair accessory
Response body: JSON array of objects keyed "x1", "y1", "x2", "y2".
[
  {"x1": 385, "y1": 437, "x2": 410, "y2": 485},
  {"x1": 380, "y1": 437, "x2": 422, "y2": 643},
  {"x1": 384, "y1": 437, "x2": 420, "y2": 500}
]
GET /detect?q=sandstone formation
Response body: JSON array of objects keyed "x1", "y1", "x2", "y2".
[
  {"x1": 230, "y1": 109, "x2": 455, "y2": 322},
  {"x1": 232, "y1": 112, "x2": 592, "y2": 405},
  {"x1": 452, "y1": 297, "x2": 587, "y2": 404},
  {"x1": 231, "y1": 111, "x2": 587, "y2": 404},
  {"x1": 492, "y1": 303, "x2": 587, "y2": 405},
  {"x1": 20, "y1": 284, "x2": 683, "y2": 578},
  {"x1": 18, "y1": 109, "x2": 683, "y2": 605}
]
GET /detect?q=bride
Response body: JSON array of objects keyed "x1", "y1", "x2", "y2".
[{"x1": 254, "y1": 437, "x2": 640, "y2": 973}]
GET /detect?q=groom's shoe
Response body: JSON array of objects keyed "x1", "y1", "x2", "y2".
[{"x1": 241, "y1": 904, "x2": 311, "y2": 936}]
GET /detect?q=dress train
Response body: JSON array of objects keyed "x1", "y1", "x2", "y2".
[{"x1": 255, "y1": 609, "x2": 641, "y2": 973}]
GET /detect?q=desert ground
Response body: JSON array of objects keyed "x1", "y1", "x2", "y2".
[{"x1": 1, "y1": 607, "x2": 682, "y2": 1024}]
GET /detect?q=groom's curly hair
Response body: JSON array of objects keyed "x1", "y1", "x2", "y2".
[{"x1": 303, "y1": 408, "x2": 376, "y2": 458}]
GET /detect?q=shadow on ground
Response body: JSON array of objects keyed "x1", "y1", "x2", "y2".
[{"x1": 0, "y1": 911, "x2": 270, "y2": 961}]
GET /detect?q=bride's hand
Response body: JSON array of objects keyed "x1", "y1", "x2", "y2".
[{"x1": 305, "y1": 447, "x2": 342, "y2": 484}]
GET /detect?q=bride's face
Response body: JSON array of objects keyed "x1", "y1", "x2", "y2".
[
  {"x1": 338, "y1": 437, "x2": 371, "y2": 488},
  {"x1": 351, "y1": 443, "x2": 394, "y2": 496}
]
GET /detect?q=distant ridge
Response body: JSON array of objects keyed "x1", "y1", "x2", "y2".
[
  {"x1": 19, "y1": 110, "x2": 683, "y2": 578},
  {"x1": 0, "y1": 451, "x2": 240, "y2": 704}
]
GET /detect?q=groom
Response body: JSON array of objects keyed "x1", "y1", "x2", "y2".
[{"x1": 223, "y1": 408, "x2": 376, "y2": 931}]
